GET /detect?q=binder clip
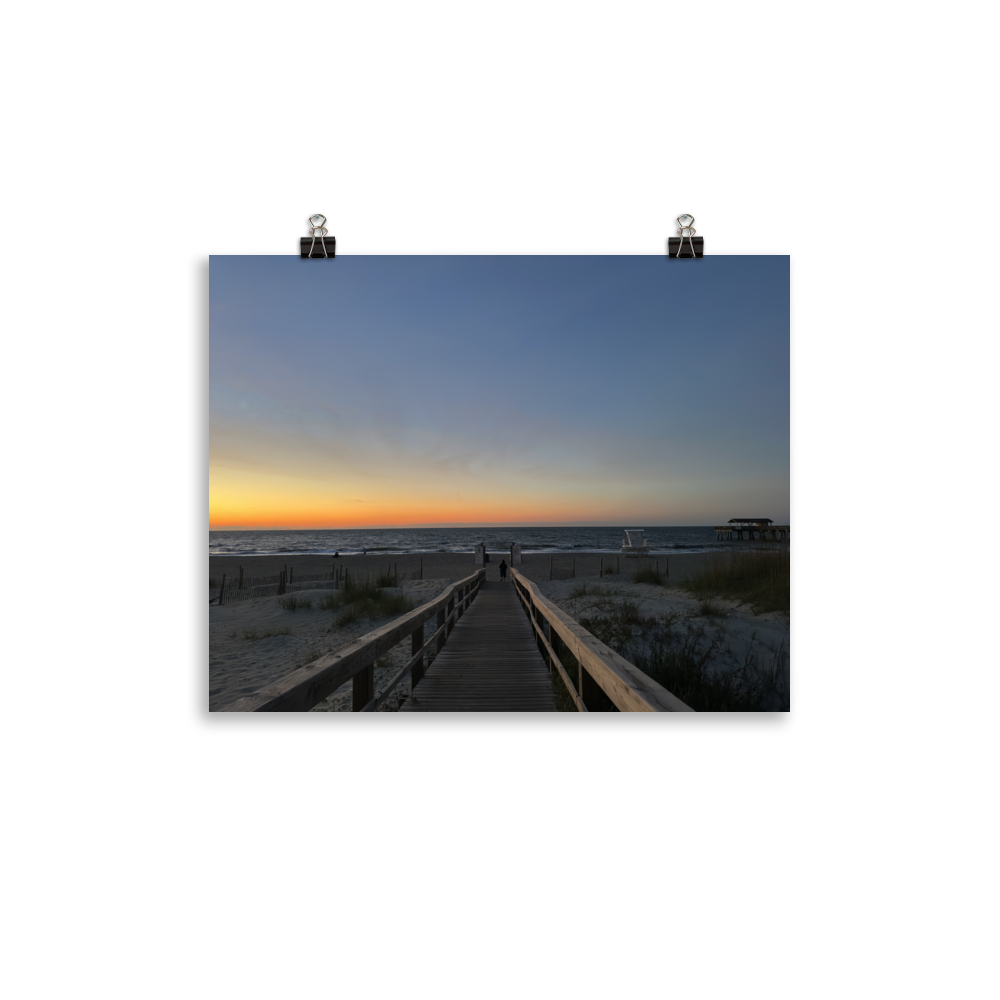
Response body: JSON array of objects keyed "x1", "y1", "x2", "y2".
[
  {"x1": 300, "y1": 214, "x2": 336, "y2": 258},
  {"x1": 668, "y1": 215, "x2": 703, "y2": 258}
]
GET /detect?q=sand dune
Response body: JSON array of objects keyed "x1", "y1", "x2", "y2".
[{"x1": 208, "y1": 552, "x2": 788, "y2": 712}]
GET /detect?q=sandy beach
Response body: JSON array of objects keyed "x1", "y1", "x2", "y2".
[{"x1": 209, "y1": 551, "x2": 788, "y2": 711}]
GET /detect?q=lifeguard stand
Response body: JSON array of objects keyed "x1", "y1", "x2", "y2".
[{"x1": 620, "y1": 530, "x2": 649, "y2": 557}]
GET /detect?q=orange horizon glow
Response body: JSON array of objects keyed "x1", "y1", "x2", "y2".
[{"x1": 208, "y1": 499, "x2": 642, "y2": 530}]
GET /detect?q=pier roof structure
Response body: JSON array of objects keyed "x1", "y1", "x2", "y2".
[{"x1": 728, "y1": 518, "x2": 774, "y2": 525}]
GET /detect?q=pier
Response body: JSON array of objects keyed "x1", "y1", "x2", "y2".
[{"x1": 714, "y1": 518, "x2": 789, "y2": 541}]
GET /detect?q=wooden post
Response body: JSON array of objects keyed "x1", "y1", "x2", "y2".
[
  {"x1": 218, "y1": 574, "x2": 226, "y2": 606},
  {"x1": 666, "y1": 557, "x2": 669, "y2": 578},
  {"x1": 580, "y1": 664, "x2": 601, "y2": 709},
  {"x1": 572, "y1": 557, "x2": 576, "y2": 578},
  {"x1": 600, "y1": 557, "x2": 603, "y2": 578},
  {"x1": 549, "y1": 555, "x2": 553, "y2": 581},
  {"x1": 446, "y1": 594, "x2": 456, "y2": 637},
  {"x1": 436, "y1": 607, "x2": 446, "y2": 655},
  {"x1": 617, "y1": 556, "x2": 620, "y2": 574},
  {"x1": 353, "y1": 663, "x2": 374, "y2": 711},
  {"x1": 394, "y1": 562, "x2": 397, "y2": 586},
  {"x1": 411, "y1": 622, "x2": 425, "y2": 687},
  {"x1": 238, "y1": 566, "x2": 243, "y2": 590},
  {"x1": 289, "y1": 566, "x2": 294, "y2": 585}
]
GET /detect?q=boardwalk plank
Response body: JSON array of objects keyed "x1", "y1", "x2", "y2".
[{"x1": 399, "y1": 582, "x2": 557, "y2": 712}]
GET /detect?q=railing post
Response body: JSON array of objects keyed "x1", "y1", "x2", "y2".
[
  {"x1": 411, "y1": 622, "x2": 425, "y2": 687},
  {"x1": 436, "y1": 607, "x2": 446, "y2": 655},
  {"x1": 353, "y1": 662, "x2": 374, "y2": 711},
  {"x1": 580, "y1": 664, "x2": 602, "y2": 708},
  {"x1": 446, "y1": 594, "x2": 456, "y2": 636},
  {"x1": 538, "y1": 607, "x2": 552, "y2": 674}
]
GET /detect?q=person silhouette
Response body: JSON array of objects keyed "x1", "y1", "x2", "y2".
[{"x1": 499, "y1": 559, "x2": 508, "y2": 582}]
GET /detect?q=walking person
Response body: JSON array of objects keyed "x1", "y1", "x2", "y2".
[{"x1": 499, "y1": 558, "x2": 508, "y2": 582}]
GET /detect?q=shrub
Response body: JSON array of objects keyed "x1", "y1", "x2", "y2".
[{"x1": 633, "y1": 635, "x2": 788, "y2": 712}]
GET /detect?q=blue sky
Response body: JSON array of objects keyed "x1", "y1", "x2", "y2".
[{"x1": 209, "y1": 255, "x2": 789, "y2": 527}]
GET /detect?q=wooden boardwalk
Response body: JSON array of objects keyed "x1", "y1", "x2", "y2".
[{"x1": 399, "y1": 581, "x2": 557, "y2": 712}]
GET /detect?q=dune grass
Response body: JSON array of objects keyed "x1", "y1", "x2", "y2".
[
  {"x1": 695, "y1": 598, "x2": 728, "y2": 618},
  {"x1": 576, "y1": 596, "x2": 788, "y2": 711},
  {"x1": 279, "y1": 595, "x2": 312, "y2": 611},
  {"x1": 633, "y1": 562, "x2": 666, "y2": 586},
  {"x1": 683, "y1": 546, "x2": 789, "y2": 614},
  {"x1": 322, "y1": 573, "x2": 415, "y2": 627},
  {"x1": 230, "y1": 626, "x2": 292, "y2": 642}
]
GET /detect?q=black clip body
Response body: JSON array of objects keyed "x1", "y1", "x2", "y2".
[
  {"x1": 668, "y1": 215, "x2": 703, "y2": 258},
  {"x1": 300, "y1": 214, "x2": 336, "y2": 258}
]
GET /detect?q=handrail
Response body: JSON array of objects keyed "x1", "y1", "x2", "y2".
[
  {"x1": 523, "y1": 598, "x2": 588, "y2": 713},
  {"x1": 510, "y1": 568, "x2": 693, "y2": 712},
  {"x1": 361, "y1": 573, "x2": 486, "y2": 712},
  {"x1": 220, "y1": 569, "x2": 486, "y2": 712}
]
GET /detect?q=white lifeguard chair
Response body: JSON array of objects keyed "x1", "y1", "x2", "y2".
[{"x1": 620, "y1": 530, "x2": 649, "y2": 557}]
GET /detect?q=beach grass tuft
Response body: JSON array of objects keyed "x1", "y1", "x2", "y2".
[
  {"x1": 327, "y1": 573, "x2": 415, "y2": 627},
  {"x1": 633, "y1": 561, "x2": 666, "y2": 586},
  {"x1": 683, "y1": 546, "x2": 789, "y2": 614},
  {"x1": 695, "y1": 598, "x2": 728, "y2": 618},
  {"x1": 232, "y1": 626, "x2": 292, "y2": 642},
  {"x1": 279, "y1": 595, "x2": 312, "y2": 611}
]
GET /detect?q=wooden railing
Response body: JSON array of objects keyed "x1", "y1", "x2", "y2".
[
  {"x1": 220, "y1": 569, "x2": 486, "y2": 712},
  {"x1": 510, "y1": 569, "x2": 693, "y2": 713}
]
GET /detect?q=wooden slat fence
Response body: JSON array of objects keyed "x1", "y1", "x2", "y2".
[
  {"x1": 510, "y1": 568, "x2": 694, "y2": 712},
  {"x1": 210, "y1": 564, "x2": 370, "y2": 605},
  {"x1": 219, "y1": 570, "x2": 486, "y2": 712}
]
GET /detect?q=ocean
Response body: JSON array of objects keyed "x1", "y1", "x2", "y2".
[{"x1": 209, "y1": 526, "x2": 744, "y2": 558}]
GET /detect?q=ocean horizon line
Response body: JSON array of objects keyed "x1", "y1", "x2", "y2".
[{"x1": 208, "y1": 523, "x2": 764, "y2": 531}]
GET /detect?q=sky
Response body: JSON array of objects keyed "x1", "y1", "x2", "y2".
[{"x1": 209, "y1": 255, "x2": 789, "y2": 528}]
